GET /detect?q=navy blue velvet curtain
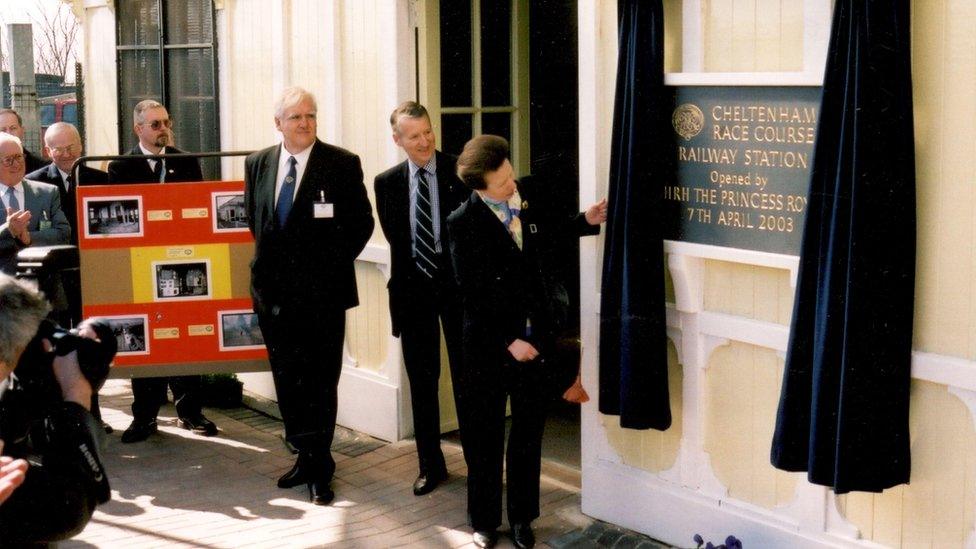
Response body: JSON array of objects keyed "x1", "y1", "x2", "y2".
[
  {"x1": 598, "y1": 0, "x2": 672, "y2": 431},
  {"x1": 770, "y1": 0, "x2": 915, "y2": 493}
]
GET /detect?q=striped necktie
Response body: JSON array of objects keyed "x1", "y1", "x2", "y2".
[{"x1": 414, "y1": 168, "x2": 437, "y2": 278}]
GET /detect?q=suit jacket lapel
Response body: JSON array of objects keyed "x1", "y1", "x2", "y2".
[
  {"x1": 473, "y1": 194, "x2": 521, "y2": 257},
  {"x1": 261, "y1": 146, "x2": 281, "y2": 217},
  {"x1": 393, "y1": 161, "x2": 411, "y2": 244},
  {"x1": 295, "y1": 142, "x2": 324, "y2": 206}
]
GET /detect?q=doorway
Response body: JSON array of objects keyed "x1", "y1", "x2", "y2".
[{"x1": 420, "y1": 0, "x2": 582, "y2": 470}]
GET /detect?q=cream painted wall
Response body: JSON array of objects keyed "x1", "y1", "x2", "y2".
[
  {"x1": 703, "y1": 0, "x2": 804, "y2": 72},
  {"x1": 912, "y1": 0, "x2": 976, "y2": 360},
  {"x1": 594, "y1": 0, "x2": 976, "y2": 546},
  {"x1": 838, "y1": 381, "x2": 976, "y2": 548},
  {"x1": 705, "y1": 341, "x2": 795, "y2": 508},
  {"x1": 601, "y1": 342, "x2": 683, "y2": 472}
]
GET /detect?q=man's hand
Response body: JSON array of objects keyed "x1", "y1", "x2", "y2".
[
  {"x1": 507, "y1": 339, "x2": 540, "y2": 362},
  {"x1": 584, "y1": 198, "x2": 608, "y2": 225},
  {"x1": 51, "y1": 350, "x2": 92, "y2": 410},
  {"x1": 5, "y1": 208, "x2": 31, "y2": 245},
  {"x1": 0, "y1": 441, "x2": 28, "y2": 505}
]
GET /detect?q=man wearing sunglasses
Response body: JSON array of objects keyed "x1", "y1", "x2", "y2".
[
  {"x1": 108, "y1": 100, "x2": 202, "y2": 184},
  {"x1": 0, "y1": 132, "x2": 70, "y2": 275},
  {"x1": 106, "y1": 100, "x2": 217, "y2": 443}
]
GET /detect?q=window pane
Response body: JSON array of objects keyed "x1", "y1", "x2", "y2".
[
  {"x1": 480, "y1": 0, "x2": 511, "y2": 106},
  {"x1": 165, "y1": 0, "x2": 213, "y2": 44},
  {"x1": 62, "y1": 103, "x2": 78, "y2": 124},
  {"x1": 118, "y1": 49, "x2": 162, "y2": 153},
  {"x1": 167, "y1": 48, "x2": 219, "y2": 179},
  {"x1": 440, "y1": 114, "x2": 473, "y2": 157},
  {"x1": 481, "y1": 112, "x2": 511, "y2": 144},
  {"x1": 118, "y1": 0, "x2": 160, "y2": 46},
  {"x1": 40, "y1": 105, "x2": 55, "y2": 126},
  {"x1": 440, "y1": 0, "x2": 472, "y2": 107}
]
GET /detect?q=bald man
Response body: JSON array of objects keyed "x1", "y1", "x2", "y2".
[{"x1": 27, "y1": 122, "x2": 108, "y2": 248}]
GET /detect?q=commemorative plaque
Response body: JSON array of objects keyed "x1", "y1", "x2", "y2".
[{"x1": 663, "y1": 86, "x2": 821, "y2": 256}]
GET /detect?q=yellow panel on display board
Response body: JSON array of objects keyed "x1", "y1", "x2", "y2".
[{"x1": 130, "y1": 243, "x2": 234, "y2": 303}]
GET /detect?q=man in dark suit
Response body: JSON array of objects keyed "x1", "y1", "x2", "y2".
[
  {"x1": 106, "y1": 100, "x2": 217, "y2": 443},
  {"x1": 27, "y1": 122, "x2": 112, "y2": 433},
  {"x1": 374, "y1": 102, "x2": 470, "y2": 496},
  {"x1": 27, "y1": 122, "x2": 108, "y2": 241},
  {"x1": 27, "y1": 122, "x2": 107, "y2": 322},
  {"x1": 244, "y1": 87, "x2": 374, "y2": 506},
  {"x1": 0, "y1": 133, "x2": 71, "y2": 275},
  {"x1": 0, "y1": 109, "x2": 48, "y2": 174},
  {"x1": 448, "y1": 135, "x2": 606, "y2": 549}
]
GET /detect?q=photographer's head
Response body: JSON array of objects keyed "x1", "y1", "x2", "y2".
[{"x1": 0, "y1": 274, "x2": 50, "y2": 377}]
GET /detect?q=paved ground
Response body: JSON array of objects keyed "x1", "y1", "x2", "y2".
[{"x1": 62, "y1": 380, "x2": 607, "y2": 548}]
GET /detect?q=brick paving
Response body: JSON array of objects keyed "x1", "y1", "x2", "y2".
[{"x1": 62, "y1": 380, "x2": 599, "y2": 548}]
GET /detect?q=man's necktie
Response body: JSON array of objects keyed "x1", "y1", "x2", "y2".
[
  {"x1": 6, "y1": 186, "x2": 19, "y2": 211},
  {"x1": 414, "y1": 169, "x2": 437, "y2": 278},
  {"x1": 152, "y1": 160, "x2": 164, "y2": 183},
  {"x1": 65, "y1": 174, "x2": 74, "y2": 192},
  {"x1": 276, "y1": 156, "x2": 297, "y2": 227}
]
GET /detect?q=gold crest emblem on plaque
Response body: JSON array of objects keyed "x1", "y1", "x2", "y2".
[{"x1": 672, "y1": 103, "x2": 704, "y2": 140}]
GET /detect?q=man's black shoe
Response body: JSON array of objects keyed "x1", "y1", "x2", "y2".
[
  {"x1": 120, "y1": 419, "x2": 157, "y2": 443},
  {"x1": 472, "y1": 530, "x2": 498, "y2": 548},
  {"x1": 511, "y1": 522, "x2": 535, "y2": 549},
  {"x1": 278, "y1": 457, "x2": 310, "y2": 489},
  {"x1": 178, "y1": 415, "x2": 218, "y2": 436},
  {"x1": 309, "y1": 480, "x2": 334, "y2": 505},
  {"x1": 412, "y1": 469, "x2": 448, "y2": 496},
  {"x1": 103, "y1": 421, "x2": 114, "y2": 434}
]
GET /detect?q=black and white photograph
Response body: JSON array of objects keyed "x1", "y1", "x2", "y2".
[
  {"x1": 212, "y1": 191, "x2": 249, "y2": 233},
  {"x1": 103, "y1": 315, "x2": 150, "y2": 356},
  {"x1": 218, "y1": 310, "x2": 266, "y2": 350},
  {"x1": 83, "y1": 196, "x2": 144, "y2": 238},
  {"x1": 152, "y1": 260, "x2": 212, "y2": 301}
]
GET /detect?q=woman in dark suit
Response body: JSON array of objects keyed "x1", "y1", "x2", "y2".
[{"x1": 447, "y1": 135, "x2": 606, "y2": 548}]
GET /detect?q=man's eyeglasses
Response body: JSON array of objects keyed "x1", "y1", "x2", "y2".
[
  {"x1": 49, "y1": 144, "x2": 78, "y2": 155},
  {"x1": 140, "y1": 119, "x2": 172, "y2": 131},
  {"x1": 0, "y1": 154, "x2": 24, "y2": 167}
]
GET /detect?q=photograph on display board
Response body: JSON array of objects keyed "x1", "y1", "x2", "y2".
[
  {"x1": 212, "y1": 191, "x2": 249, "y2": 233},
  {"x1": 151, "y1": 259, "x2": 212, "y2": 301},
  {"x1": 103, "y1": 315, "x2": 150, "y2": 356},
  {"x1": 83, "y1": 196, "x2": 144, "y2": 238},
  {"x1": 217, "y1": 310, "x2": 265, "y2": 351}
]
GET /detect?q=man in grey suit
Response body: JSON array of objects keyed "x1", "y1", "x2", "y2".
[
  {"x1": 0, "y1": 132, "x2": 70, "y2": 275},
  {"x1": 245, "y1": 87, "x2": 374, "y2": 505}
]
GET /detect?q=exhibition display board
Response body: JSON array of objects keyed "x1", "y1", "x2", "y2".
[{"x1": 77, "y1": 181, "x2": 268, "y2": 376}]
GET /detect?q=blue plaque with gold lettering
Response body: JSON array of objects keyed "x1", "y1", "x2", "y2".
[{"x1": 663, "y1": 86, "x2": 821, "y2": 256}]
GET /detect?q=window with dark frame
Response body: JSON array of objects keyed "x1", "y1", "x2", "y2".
[{"x1": 115, "y1": 0, "x2": 220, "y2": 180}]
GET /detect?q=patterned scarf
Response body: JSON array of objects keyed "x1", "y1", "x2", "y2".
[{"x1": 480, "y1": 188, "x2": 523, "y2": 249}]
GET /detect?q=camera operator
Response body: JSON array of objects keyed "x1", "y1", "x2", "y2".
[{"x1": 0, "y1": 273, "x2": 111, "y2": 544}]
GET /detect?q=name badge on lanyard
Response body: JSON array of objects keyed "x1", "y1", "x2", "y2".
[{"x1": 314, "y1": 190, "x2": 334, "y2": 218}]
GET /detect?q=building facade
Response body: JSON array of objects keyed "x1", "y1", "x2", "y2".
[{"x1": 72, "y1": 0, "x2": 976, "y2": 547}]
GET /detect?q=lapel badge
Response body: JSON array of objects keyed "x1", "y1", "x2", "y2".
[
  {"x1": 522, "y1": 200, "x2": 528, "y2": 209},
  {"x1": 529, "y1": 223, "x2": 538, "y2": 234}
]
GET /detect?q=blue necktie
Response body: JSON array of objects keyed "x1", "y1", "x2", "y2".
[
  {"x1": 276, "y1": 156, "x2": 297, "y2": 227},
  {"x1": 6, "y1": 186, "x2": 19, "y2": 211}
]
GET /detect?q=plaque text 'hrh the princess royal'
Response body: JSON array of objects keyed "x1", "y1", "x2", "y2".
[{"x1": 663, "y1": 86, "x2": 820, "y2": 256}]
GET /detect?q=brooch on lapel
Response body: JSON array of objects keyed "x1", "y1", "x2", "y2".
[
  {"x1": 521, "y1": 200, "x2": 528, "y2": 210},
  {"x1": 529, "y1": 224, "x2": 538, "y2": 234}
]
